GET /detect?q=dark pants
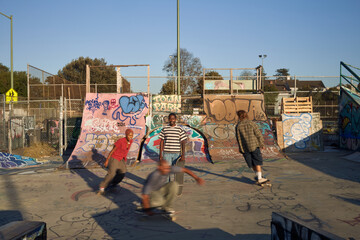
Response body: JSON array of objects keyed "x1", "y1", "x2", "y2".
[
  {"x1": 100, "y1": 157, "x2": 127, "y2": 189},
  {"x1": 243, "y1": 148, "x2": 263, "y2": 168}
]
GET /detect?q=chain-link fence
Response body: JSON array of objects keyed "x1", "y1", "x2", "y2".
[
  {"x1": 0, "y1": 98, "x2": 63, "y2": 156},
  {"x1": 0, "y1": 95, "x2": 7, "y2": 152}
]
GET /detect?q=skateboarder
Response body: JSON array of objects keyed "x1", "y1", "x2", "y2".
[
  {"x1": 159, "y1": 113, "x2": 187, "y2": 195},
  {"x1": 235, "y1": 110, "x2": 269, "y2": 184},
  {"x1": 141, "y1": 161, "x2": 205, "y2": 215},
  {"x1": 98, "y1": 128, "x2": 134, "y2": 195}
]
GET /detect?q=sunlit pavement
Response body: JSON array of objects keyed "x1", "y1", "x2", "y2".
[{"x1": 0, "y1": 147, "x2": 359, "y2": 240}]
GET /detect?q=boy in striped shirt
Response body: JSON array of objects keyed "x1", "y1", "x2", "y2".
[
  {"x1": 159, "y1": 113, "x2": 187, "y2": 195},
  {"x1": 159, "y1": 113, "x2": 187, "y2": 166}
]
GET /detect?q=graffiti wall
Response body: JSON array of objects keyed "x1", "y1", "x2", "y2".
[
  {"x1": 66, "y1": 93, "x2": 149, "y2": 168},
  {"x1": 271, "y1": 212, "x2": 342, "y2": 240},
  {"x1": 339, "y1": 88, "x2": 360, "y2": 151},
  {"x1": 141, "y1": 114, "x2": 210, "y2": 163},
  {"x1": 145, "y1": 94, "x2": 283, "y2": 162},
  {"x1": 0, "y1": 152, "x2": 39, "y2": 168},
  {"x1": 280, "y1": 113, "x2": 323, "y2": 152},
  {"x1": 203, "y1": 95, "x2": 267, "y2": 124},
  {"x1": 141, "y1": 125, "x2": 211, "y2": 163},
  {"x1": 152, "y1": 95, "x2": 181, "y2": 113},
  {"x1": 201, "y1": 94, "x2": 282, "y2": 161}
]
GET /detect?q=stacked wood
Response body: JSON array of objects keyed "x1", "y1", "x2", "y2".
[{"x1": 281, "y1": 96, "x2": 313, "y2": 114}]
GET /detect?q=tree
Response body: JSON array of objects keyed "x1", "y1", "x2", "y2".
[
  {"x1": 57, "y1": 57, "x2": 130, "y2": 93},
  {"x1": 274, "y1": 68, "x2": 290, "y2": 80},
  {"x1": 162, "y1": 48, "x2": 202, "y2": 94},
  {"x1": 202, "y1": 71, "x2": 228, "y2": 94},
  {"x1": 159, "y1": 80, "x2": 176, "y2": 95},
  {"x1": 0, "y1": 63, "x2": 30, "y2": 97},
  {"x1": 240, "y1": 70, "x2": 254, "y2": 80}
]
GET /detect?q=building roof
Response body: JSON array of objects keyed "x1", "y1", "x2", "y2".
[
  {"x1": 287, "y1": 80, "x2": 325, "y2": 89},
  {"x1": 264, "y1": 79, "x2": 325, "y2": 91}
]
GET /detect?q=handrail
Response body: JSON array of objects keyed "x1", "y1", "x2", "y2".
[{"x1": 340, "y1": 61, "x2": 360, "y2": 93}]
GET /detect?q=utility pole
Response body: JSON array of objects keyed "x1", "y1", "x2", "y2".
[
  {"x1": 177, "y1": 0, "x2": 181, "y2": 95},
  {"x1": 0, "y1": 12, "x2": 14, "y2": 89}
]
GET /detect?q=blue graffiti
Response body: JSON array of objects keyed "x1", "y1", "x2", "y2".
[
  {"x1": 340, "y1": 90, "x2": 360, "y2": 139},
  {"x1": 0, "y1": 152, "x2": 39, "y2": 168},
  {"x1": 283, "y1": 113, "x2": 312, "y2": 149},
  {"x1": 85, "y1": 95, "x2": 102, "y2": 114},
  {"x1": 112, "y1": 95, "x2": 148, "y2": 125},
  {"x1": 102, "y1": 100, "x2": 110, "y2": 115}
]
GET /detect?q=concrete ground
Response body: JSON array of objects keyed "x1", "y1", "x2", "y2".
[{"x1": 0, "y1": 147, "x2": 359, "y2": 240}]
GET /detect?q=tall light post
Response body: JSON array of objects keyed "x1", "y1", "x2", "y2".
[
  {"x1": 259, "y1": 54, "x2": 267, "y2": 90},
  {"x1": 169, "y1": 55, "x2": 176, "y2": 94},
  {"x1": 177, "y1": 0, "x2": 181, "y2": 95},
  {"x1": 0, "y1": 11, "x2": 14, "y2": 90},
  {"x1": 259, "y1": 54, "x2": 267, "y2": 68}
]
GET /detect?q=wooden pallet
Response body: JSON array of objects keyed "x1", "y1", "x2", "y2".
[{"x1": 282, "y1": 96, "x2": 313, "y2": 114}]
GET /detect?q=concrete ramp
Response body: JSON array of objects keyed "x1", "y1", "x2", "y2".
[
  {"x1": 202, "y1": 94, "x2": 284, "y2": 161},
  {"x1": 0, "y1": 152, "x2": 39, "y2": 168},
  {"x1": 339, "y1": 87, "x2": 360, "y2": 151},
  {"x1": 142, "y1": 94, "x2": 284, "y2": 163},
  {"x1": 64, "y1": 93, "x2": 149, "y2": 168}
]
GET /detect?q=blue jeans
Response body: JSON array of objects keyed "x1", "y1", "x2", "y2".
[{"x1": 163, "y1": 152, "x2": 181, "y2": 166}]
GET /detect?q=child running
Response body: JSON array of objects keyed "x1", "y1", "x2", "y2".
[{"x1": 98, "y1": 128, "x2": 134, "y2": 195}]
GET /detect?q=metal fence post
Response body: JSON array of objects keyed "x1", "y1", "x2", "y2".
[
  {"x1": 64, "y1": 97, "x2": 67, "y2": 152},
  {"x1": 8, "y1": 101, "x2": 12, "y2": 154},
  {"x1": 2, "y1": 95, "x2": 5, "y2": 150},
  {"x1": 59, "y1": 96, "x2": 63, "y2": 156}
]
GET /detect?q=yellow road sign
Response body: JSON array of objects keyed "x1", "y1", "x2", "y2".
[{"x1": 6, "y1": 88, "x2": 18, "y2": 103}]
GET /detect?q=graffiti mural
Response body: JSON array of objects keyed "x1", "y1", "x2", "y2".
[
  {"x1": 150, "y1": 114, "x2": 205, "y2": 129},
  {"x1": 282, "y1": 113, "x2": 323, "y2": 151},
  {"x1": 152, "y1": 95, "x2": 181, "y2": 113},
  {"x1": 271, "y1": 212, "x2": 341, "y2": 240},
  {"x1": 255, "y1": 121, "x2": 276, "y2": 146},
  {"x1": 11, "y1": 118, "x2": 23, "y2": 139},
  {"x1": 204, "y1": 95, "x2": 267, "y2": 124},
  {"x1": 65, "y1": 93, "x2": 149, "y2": 168},
  {"x1": 0, "y1": 152, "x2": 39, "y2": 168},
  {"x1": 140, "y1": 125, "x2": 211, "y2": 163},
  {"x1": 339, "y1": 88, "x2": 360, "y2": 151},
  {"x1": 146, "y1": 94, "x2": 284, "y2": 162}
]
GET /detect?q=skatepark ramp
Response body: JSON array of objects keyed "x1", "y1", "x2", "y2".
[
  {"x1": 140, "y1": 94, "x2": 284, "y2": 163},
  {"x1": 339, "y1": 61, "x2": 360, "y2": 151},
  {"x1": 64, "y1": 93, "x2": 284, "y2": 169},
  {"x1": 339, "y1": 87, "x2": 360, "y2": 151},
  {"x1": 64, "y1": 93, "x2": 149, "y2": 168},
  {"x1": 271, "y1": 212, "x2": 344, "y2": 240},
  {"x1": 0, "y1": 152, "x2": 40, "y2": 168}
]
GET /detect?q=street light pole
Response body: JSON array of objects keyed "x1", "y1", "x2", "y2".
[
  {"x1": 259, "y1": 54, "x2": 267, "y2": 68},
  {"x1": 177, "y1": 0, "x2": 181, "y2": 95},
  {"x1": 0, "y1": 12, "x2": 14, "y2": 89},
  {"x1": 258, "y1": 54, "x2": 267, "y2": 91}
]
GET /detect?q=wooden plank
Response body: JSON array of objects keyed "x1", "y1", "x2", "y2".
[{"x1": 276, "y1": 121, "x2": 284, "y2": 150}]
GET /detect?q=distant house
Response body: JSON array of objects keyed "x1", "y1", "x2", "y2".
[
  {"x1": 264, "y1": 79, "x2": 326, "y2": 92},
  {"x1": 264, "y1": 79, "x2": 291, "y2": 91},
  {"x1": 264, "y1": 79, "x2": 326, "y2": 115},
  {"x1": 287, "y1": 80, "x2": 326, "y2": 92}
]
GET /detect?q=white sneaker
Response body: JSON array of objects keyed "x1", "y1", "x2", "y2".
[
  {"x1": 258, "y1": 178, "x2": 269, "y2": 184},
  {"x1": 163, "y1": 207, "x2": 175, "y2": 214}
]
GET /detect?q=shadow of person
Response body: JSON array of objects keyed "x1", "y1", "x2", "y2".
[
  {"x1": 186, "y1": 166, "x2": 254, "y2": 185},
  {"x1": 0, "y1": 210, "x2": 23, "y2": 227}
]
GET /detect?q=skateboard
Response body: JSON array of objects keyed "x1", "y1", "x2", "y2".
[
  {"x1": 135, "y1": 207, "x2": 177, "y2": 221},
  {"x1": 173, "y1": 156, "x2": 185, "y2": 196},
  {"x1": 256, "y1": 179, "x2": 272, "y2": 187}
]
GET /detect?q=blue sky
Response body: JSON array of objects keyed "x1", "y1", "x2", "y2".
[{"x1": 1, "y1": 0, "x2": 359, "y2": 93}]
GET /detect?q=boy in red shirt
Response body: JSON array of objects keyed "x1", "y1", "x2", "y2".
[{"x1": 98, "y1": 128, "x2": 134, "y2": 195}]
